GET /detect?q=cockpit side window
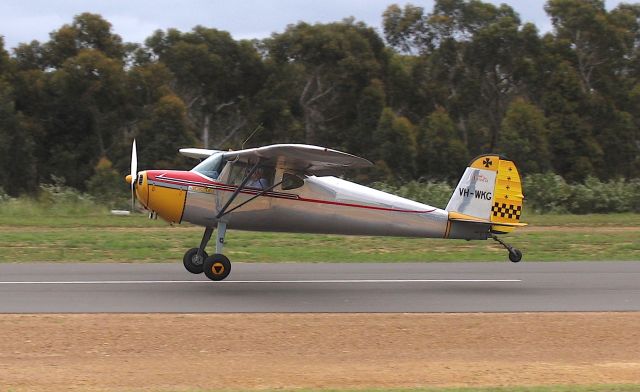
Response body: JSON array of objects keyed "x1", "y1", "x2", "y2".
[
  {"x1": 281, "y1": 172, "x2": 305, "y2": 190},
  {"x1": 191, "y1": 153, "x2": 224, "y2": 180},
  {"x1": 227, "y1": 162, "x2": 275, "y2": 190}
]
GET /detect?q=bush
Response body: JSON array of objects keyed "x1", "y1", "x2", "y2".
[
  {"x1": 523, "y1": 172, "x2": 572, "y2": 213},
  {"x1": 631, "y1": 179, "x2": 640, "y2": 212},
  {"x1": 86, "y1": 157, "x2": 128, "y2": 208},
  {"x1": 567, "y1": 176, "x2": 638, "y2": 213},
  {"x1": 37, "y1": 175, "x2": 97, "y2": 215},
  {"x1": 0, "y1": 186, "x2": 10, "y2": 202},
  {"x1": 3, "y1": 171, "x2": 639, "y2": 215},
  {"x1": 374, "y1": 173, "x2": 640, "y2": 214}
]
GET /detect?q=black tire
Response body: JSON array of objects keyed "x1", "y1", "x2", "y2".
[
  {"x1": 509, "y1": 248, "x2": 523, "y2": 263},
  {"x1": 203, "y1": 254, "x2": 232, "y2": 281},
  {"x1": 183, "y1": 247, "x2": 207, "y2": 274}
]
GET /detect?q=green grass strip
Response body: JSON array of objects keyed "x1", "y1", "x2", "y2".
[{"x1": 0, "y1": 205, "x2": 638, "y2": 263}]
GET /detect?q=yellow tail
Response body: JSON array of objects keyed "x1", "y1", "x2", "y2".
[{"x1": 447, "y1": 155, "x2": 526, "y2": 234}]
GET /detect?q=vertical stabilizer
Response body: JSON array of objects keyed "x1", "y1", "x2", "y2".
[{"x1": 446, "y1": 155, "x2": 524, "y2": 233}]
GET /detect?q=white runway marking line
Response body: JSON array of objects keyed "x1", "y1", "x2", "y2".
[{"x1": 0, "y1": 279, "x2": 521, "y2": 284}]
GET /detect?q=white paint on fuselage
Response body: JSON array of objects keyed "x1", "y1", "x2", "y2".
[
  {"x1": 181, "y1": 175, "x2": 449, "y2": 238},
  {"x1": 306, "y1": 176, "x2": 437, "y2": 212}
]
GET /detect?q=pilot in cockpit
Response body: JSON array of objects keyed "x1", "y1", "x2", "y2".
[{"x1": 248, "y1": 167, "x2": 269, "y2": 189}]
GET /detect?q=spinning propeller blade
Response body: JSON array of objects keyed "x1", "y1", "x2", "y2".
[{"x1": 130, "y1": 139, "x2": 137, "y2": 212}]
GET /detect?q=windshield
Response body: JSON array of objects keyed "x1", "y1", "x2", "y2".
[{"x1": 191, "y1": 153, "x2": 224, "y2": 180}]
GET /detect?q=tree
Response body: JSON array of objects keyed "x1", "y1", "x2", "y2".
[
  {"x1": 265, "y1": 20, "x2": 388, "y2": 147},
  {"x1": 44, "y1": 13, "x2": 125, "y2": 68},
  {"x1": 1, "y1": 38, "x2": 37, "y2": 195},
  {"x1": 0, "y1": 37, "x2": 10, "y2": 74},
  {"x1": 41, "y1": 49, "x2": 129, "y2": 188},
  {"x1": 417, "y1": 107, "x2": 468, "y2": 180},
  {"x1": 545, "y1": 0, "x2": 635, "y2": 94},
  {"x1": 351, "y1": 79, "x2": 386, "y2": 156},
  {"x1": 543, "y1": 61, "x2": 603, "y2": 180},
  {"x1": 498, "y1": 98, "x2": 551, "y2": 174},
  {"x1": 136, "y1": 94, "x2": 196, "y2": 169},
  {"x1": 586, "y1": 95, "x2": 639, "y2": 179},
  {"x1": 145, "y1": 27, "x2": 265, "y2": 148},
  {"x1": 451, "y1": 2, "x2": 531, "y2": 151},
  {"x1": 1, "y1": 8, "x2": 639, "y2": 199},
  {"x1": 372, "y1": 108, "x2": 417, "y2": 180},
  {"x1": 383, "y1": 4, "x2": 430, "y2": 55},
  {"x1": 13, "y1": 40, "x2": 47, "y2": 71},
  {"x1": 86, "y1": 157, "x2": 126, "y2": 207},
  {"x1": 383, "y1": 1, "x2": 539, "y2": 153},
  {"x1": 0, "y1": 79, "x2": 37, "y2": 195}
]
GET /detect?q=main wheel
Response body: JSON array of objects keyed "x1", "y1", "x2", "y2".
[
  {"x1": 203, "y1": 254, "x2": 231, "y2": 281},
  {"x1": 508, "y1": 248, "x2": 523, "y2": 263},
  {"x1": 183, "y1": 248, "x2": 207, "y2": 274}
]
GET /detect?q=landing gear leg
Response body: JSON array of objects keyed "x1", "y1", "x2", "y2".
[
  {"x1": 203, "y1": 221, "x2": 231, "y2": 281},
  {"x1": 182, "y1": 226, "x2": 213, "y2": 274},
  {"x1": 491, "y1": 234, "x2": 522, "y2": 263}
]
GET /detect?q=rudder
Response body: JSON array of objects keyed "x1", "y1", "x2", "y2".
[{"x1": 490, "y1": 158, "x2": 524, "y2": 232}]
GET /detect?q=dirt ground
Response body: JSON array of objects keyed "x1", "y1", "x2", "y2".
[{"x1": 1, "y1": 313, "x2": 639, "y2": 391}]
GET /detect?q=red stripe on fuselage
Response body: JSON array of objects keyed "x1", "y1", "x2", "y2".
[{"x1": 145, "y1": 170, "x2": 436, "y2": 214}]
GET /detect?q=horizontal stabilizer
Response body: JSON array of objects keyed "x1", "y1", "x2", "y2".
[{"x1": 448, "y1": 211, "x2": 527, "y2": 227}]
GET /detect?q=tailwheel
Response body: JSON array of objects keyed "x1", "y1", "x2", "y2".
[
  {"x1": 508, "y1": 248, "x2": 522, "y2": 263},
  {"x1": 183, "y1": 247, "x2": 207, "y2": 274},
  {"x1": 203, "y1": 254, "x2": 231, "y2": 281},
  {"x1": 491, "y1": 234, "x2": 523, "y2": 263}
]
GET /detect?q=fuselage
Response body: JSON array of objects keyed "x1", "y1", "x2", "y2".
[{"x1": 134, "y1": 169, "x2": 451, "y2": 238}]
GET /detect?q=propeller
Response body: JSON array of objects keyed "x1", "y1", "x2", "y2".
[{"x1": 130, "y1": 139, "x2": 137, "y2": 212}]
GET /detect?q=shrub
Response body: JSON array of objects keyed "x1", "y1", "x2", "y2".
[
  {"x1": 523, "y1": 172, "x2": 572, "y2": 213},
  {"x1": 373, "y1": 173, "x2": 640, "y2": 214},
  {"x1": 86, "y1": 157, "x2": 128, "y2": 208},
  {"x1": 0, "y1": 186, "x2": 10, "y2": 202},
  {"x1": 37, "y1": 175, "x2": 97, "y2": 215},
  {"x1": 567, "y1": 176, "x2": 638, "y2": 213}
]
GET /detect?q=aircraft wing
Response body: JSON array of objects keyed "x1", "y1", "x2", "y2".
[
  {"x1": 179, "y1": 148, "x2": 224, "y2": 159},
  {"x1": 222, "y1": 144, "x2": 373, "y2": 175}
]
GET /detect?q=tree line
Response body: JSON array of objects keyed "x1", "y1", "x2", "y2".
[{"x1": 0, "y1": 0, "x2": 639, "y2": 198}]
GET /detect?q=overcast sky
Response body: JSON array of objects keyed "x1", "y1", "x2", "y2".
[{"x1": 0, "y1": 0, "x2": 627, "y2": 50}]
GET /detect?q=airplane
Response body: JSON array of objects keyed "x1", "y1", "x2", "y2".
[{"x1": 125, "y1": 142, "x2": 526, "y2": 281}]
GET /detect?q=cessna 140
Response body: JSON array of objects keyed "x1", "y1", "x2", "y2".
[{"x1": 125, "y1": 142, "x2": 526, "y2": 281}]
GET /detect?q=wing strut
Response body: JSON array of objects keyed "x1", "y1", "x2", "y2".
[
  {"x1": 220, "y1": 180, "x2": 283, "y2": 217},
  {"x1": 215, "y1": 159, "x2": 262, "y2": 219}
]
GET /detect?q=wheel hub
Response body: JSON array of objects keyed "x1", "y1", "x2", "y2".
[
  {"x1": 211, "y1": 262, "x2": 225, "y2": 275},
  {"x1": 191, "y1": 254, "x2": 203, "y2": 265}
]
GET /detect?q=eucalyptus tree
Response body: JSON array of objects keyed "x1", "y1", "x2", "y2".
[
  {"x1": 383, "y1": 1, "x2": 540, "y2": 155},
  {"x1": 144, "y1": 27, "x2": 266, "y2": 148},
  {"x1": 417, "y1": 107, "x2": 468, "y2": 180},
  {"x1": 0, "y1": 37, "x2": 37, "y2": 194},
  {"x1": 544, "y1": 0, "x2": 640, "y2": 179},
  {"x1": 498, "y1": 98, "x2": 551, "y2": 174},
  {"x1": 373, "y1": 107, "x2": 417, "y2": 180},
  {"x1": 264, "y1": 19, "x2": 388, "y2": 153},
  {"x1": 7, "y1": 13, "x2": 132, "y2": 189}
]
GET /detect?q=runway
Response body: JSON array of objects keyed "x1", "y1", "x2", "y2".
[{"x1": 0, "y1": 262, "x2": 638, "y2": 312}]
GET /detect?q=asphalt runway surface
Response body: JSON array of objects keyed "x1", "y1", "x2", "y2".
[{"x1": 0, "y1": 262, "x2": 638, "y2": 313}]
